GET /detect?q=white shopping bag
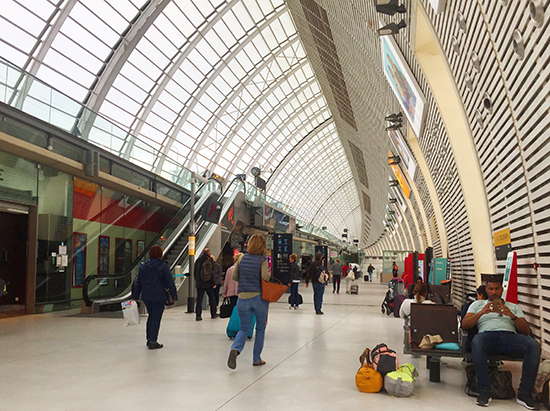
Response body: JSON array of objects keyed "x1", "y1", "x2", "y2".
[{"x1": 121, "y1": 300, "x2": 140, "y2": 326}]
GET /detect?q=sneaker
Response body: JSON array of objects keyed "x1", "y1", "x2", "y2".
[
  {"x1": 517, "y1": 394, "x2": 539, "y2": 410},
  {"x1": 228, "y1": 349, "x2": 238, "y2": 369},
  {"x1": 211, "y1": 314, "x2": 219, "y2": 319},
  {"x1": 196, "y1": 317, "x2": 202, "y2": 321},
  {"x1": 147, "y1": 341, "x2": 163, "y2": 350},
  {"x1": 316, "y1": 311, "x2": 324, "y2": 315},
  {"x1": 476, "y1": 392, "x2": 492, "y2": 407}
]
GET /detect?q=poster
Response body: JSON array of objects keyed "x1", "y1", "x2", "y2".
[
  {"x1": 115, "y1": 238, "x2": 132, "y2": 274},
  {"x1": 381, "y1": 35, "x2": 426, "y2": 137},
  {"x1": 137, "y1": 240, "x2": 145, "y2": 258},
  {"x1": 98, "y1": 236, "x2": 110, "y2": 282},
  {"x1": 388, "y1": 129, "x2": 416, "y2": 180},
  {"x1": 72, "y1": 232, "x2": 87, "y2": 287}
]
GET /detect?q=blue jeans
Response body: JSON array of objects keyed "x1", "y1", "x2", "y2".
[
  {"x1": 289, "y1": 282, "x2": 300, "y2": 307},
  {"x1": 471, "y1": 331, "x2": 541, "y2": 396},
  {"x1": 313, "y1": 283, "x2": 325, "y2": 312},
  {"x1": 231, "y1": 294, "x2": 269, "y2": 363},
  {"x1": 143, "y1": 300, "x2": 165, "y2": 343},
  {"x1": 333, "y1": 275, "x2": 341, "y2": 292}
]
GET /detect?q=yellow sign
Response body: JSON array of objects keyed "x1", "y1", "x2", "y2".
[
  {"x1": 188, "y1": 236, "x2": 196, "y2": 256},
  {"x1": 493, "y1": 228, "x2": 511, "y2": 247},
  {"x1": 389, "y1": 151, "x2": 410, "y2": 198}
]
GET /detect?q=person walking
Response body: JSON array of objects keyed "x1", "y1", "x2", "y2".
[
  {"x1": 223, "y1": 253, "x2": 242, "y2": 307},
  {"x1": 306, "y1": 252, "x2": 327, "y2": 315},
  {"x1": 367, "y1": 263, "x2": 374, "y2": 282},
  {"x1": 212, "y1": 260, "x2": 223, "y2": 313},
  {"x1": 132, "y1": 245, "x2": 177, "y2": 350},
  {"x1": 227, "y1": 234, "x2": 270, "y2": 369},
  {"x1": 331, "y1": 259, "x2": 342, "y2": 293},
  {"x1": 343, "y1": 263, "x2": 355, "y2": 294},
  {"x1": 194, "y1": 248, "x2": 219, "y2": 321},
  {"x1": 288, "y1": 253, "x2": 301, "y2": 309},
  {"x1": 392, "y1": 261, "x2": 399, "y2": 278}
]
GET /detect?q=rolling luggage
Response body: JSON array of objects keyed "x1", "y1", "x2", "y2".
[
  {"x1": 350, "y1": 284, "x2": 359, "y2": 294},
  {"x1": 226, "y1": 305, "x2": 255, "y2": 340}
]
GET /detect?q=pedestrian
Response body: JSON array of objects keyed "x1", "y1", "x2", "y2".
[
  {"x1": 306, "y1": 252, "x2": 327, "y2": 315},
  {"x1": 367, "y1": 263, "x2": 374, "y2": 282},
  {"x1": 212, "y1": 260, "x2": 223, "y2": 312},
  {"x1": 344, "y1": 263, "x2": 355, "y2": 294},
  {"x1": 227, "y1": 234, "x2": 270, "y2": 369},
  {"x1": 331, "y1": 258, "x2": 342, "y2": 293},
  {"x1": 223, "y1": 253, "x2": 242, "y2": 307},
  {"x1": 288, "y1": 253, "x2": 301, "y2": 309},
  {"x1": 392, "y1": 261, "x2": 399, "y2": 278},
  {"x1": 194, "y1": 248, "x2": 219, "y2": 321},
  {"x1": 132, "y1": 245, "x2": 177, "y2": 350}
]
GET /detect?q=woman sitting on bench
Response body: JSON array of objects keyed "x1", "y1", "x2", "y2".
[{"x1": 400, "y1": 282, "x2": 433, "y2": 319}]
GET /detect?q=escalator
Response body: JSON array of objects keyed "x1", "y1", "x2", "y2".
[
  {"x1": 82, "y1": 178, "x2": 223, "y2": 312},
  {"x1": 167, "y1": 178, "x2": 247, "y2": 288}
]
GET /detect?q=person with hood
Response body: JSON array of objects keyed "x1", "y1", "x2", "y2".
[
  {"x1": 194, "y1": 248, "x2": 219, "y2": 321},
  {"x1": 132, "y1": 245, "x2": 177, "y2": 349}
]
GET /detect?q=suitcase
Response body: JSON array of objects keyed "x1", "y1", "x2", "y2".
[
  {"x1": 350, "y1": 284, "x2": 359, "y2": 294},
  {"x1": 393, "y1": 294, "x2": 408, "y2": 317},
  {"x1": 226, "y1": 305, "x2": 255, "y2": 340}
]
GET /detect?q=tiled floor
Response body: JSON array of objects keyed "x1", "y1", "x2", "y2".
[{"x1": 0, "y1": 281, "x2": 525, "y2": 411}]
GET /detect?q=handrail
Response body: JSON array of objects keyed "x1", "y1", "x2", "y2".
[{"x1": 82, "y1": 177, "x2": 222, "y2": 306}]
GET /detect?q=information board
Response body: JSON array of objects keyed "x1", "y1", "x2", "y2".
[{"x1": 273, "y1": 233, "x2": 292, "y2": 283}]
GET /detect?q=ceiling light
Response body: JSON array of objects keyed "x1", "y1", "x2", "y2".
[{"x1": 377, "y1": 20, "x2": 407, "y2": 36}]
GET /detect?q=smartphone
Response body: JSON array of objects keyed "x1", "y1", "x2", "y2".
[{"x1": 492, "y1": 298, "x2": 504, "y2": 314}]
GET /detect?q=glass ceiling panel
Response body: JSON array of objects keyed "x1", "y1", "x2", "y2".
[{"x1": 0, "y1": 0, "x2": 364, "y2": 244}]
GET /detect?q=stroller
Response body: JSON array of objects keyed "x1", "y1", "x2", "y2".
[{"x1": 381, "y1": 278, "x2": 406, "y2": 316}]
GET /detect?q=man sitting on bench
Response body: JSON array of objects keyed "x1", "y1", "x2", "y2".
[{"x1": 462, "y1": 274, "x2": 541, "y2": 409}]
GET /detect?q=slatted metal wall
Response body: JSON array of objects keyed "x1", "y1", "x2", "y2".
[{"x1": 421, "y1": 0, "x2": 550, "y2": 347}]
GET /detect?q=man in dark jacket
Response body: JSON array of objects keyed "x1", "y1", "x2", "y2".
[
  {"x1": 194, "y1": 248, "x2": 218, "y2": 321},
  {"x1": 132, "y1": 245, "x2": 177, "y2": 349},
  {"x1": 306, "y1": 252, "x2": 327, "y2": 315}
]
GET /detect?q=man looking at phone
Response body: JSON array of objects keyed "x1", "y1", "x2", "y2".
[{"x1": 462, "y1": 274, "x2": 540, "y2": 409}]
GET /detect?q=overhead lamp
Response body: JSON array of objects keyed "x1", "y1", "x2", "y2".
[
  {"x1": 376, "y1": 0, "x2": 406, "y2": 15},
  {"x1": 386, "y1": 122, "x2": 402, "y2": 131},
  {"x1": 388, "y1": 155, "x2": 401, "y2": 165},
  {"x1": 389, "y1": 198, "x2": 398, "y2": 203},
  {"x1": 322, "y1": 226, "x2": 327, "y2": 230},
  {"x1": 251, "y1": 166, "x2": 261, "y2": 177},
  {"x1": 389, "y1": 179, "x2": 400, "y2": 187},
  {"x1": 385, "y1": 112, "x2": 403, "y2": 122},
  {"x1": 377, "y1": 20, "x2": 407, "y2": 36}
]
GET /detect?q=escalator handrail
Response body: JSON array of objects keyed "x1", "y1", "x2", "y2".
[
  {"x1": 168, "y1": 178, "x2": 246, "y2": 275},
  {"x1": 82, "y1": 177, "x2": 222, "y2": 306}
]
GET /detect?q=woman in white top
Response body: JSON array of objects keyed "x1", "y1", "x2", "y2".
[{"x1": 400, "y1": 282, "x2": 433, "y2": 319}]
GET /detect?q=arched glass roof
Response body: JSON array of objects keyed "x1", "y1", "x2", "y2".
[{"x1": 0, "y1": 0, "x2": 362, "y2": 241}]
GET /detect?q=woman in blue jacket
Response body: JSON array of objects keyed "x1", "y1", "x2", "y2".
[
  {"x1": 132, "y1": 245, "x2": 177, "y2": 349},
  {"x1": 227, "y1": 234, "x2": 270, "y2": 369}
]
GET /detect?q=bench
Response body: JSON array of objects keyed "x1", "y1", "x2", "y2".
[{"x1": 404, "y1": 303, "x2": 523, "y2": 382}]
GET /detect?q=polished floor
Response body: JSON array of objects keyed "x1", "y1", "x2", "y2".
[{"x1": 0, "y1": 279, "x2": 525, "y2": 411}]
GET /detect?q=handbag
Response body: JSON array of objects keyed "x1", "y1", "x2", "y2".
[
  {"x1": 261, "y1": 277, "x2": 288, "y2": 302},
  {"x1": 465, "y1": 364, "x2": 515, "y2": 399},
  {"x1": 418, "y1": 334, "x2": 443, "y2": 349},
  {"x1": 220, "y1": 298, "x2": 235, "y2": 318},
  {"x1": 165, "y1": 288, "x2": 175, "y2": 306}
]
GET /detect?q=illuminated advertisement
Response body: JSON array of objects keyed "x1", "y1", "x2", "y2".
[{"x1": 381, "y1": 35, "x2": 427, "y2": 137}]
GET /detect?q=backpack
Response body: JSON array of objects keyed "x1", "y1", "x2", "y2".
[
  {"x1": 200, "y1": 258, "x2": 213, "y2": 282},
  {"x1": 356, "y1": 348, "x2": 383, "y2": 393},
  {"x1": 316, "y1": 266, "x2": 329, "y2": 284},
  {"x1": 384, "y1": 363, "x2": 418, "y2": 397},
  {"x1": 464, "y1": 364, "x2": 515, "y2": 399},
  {"x1": 371, "y1": 343, "x2": 399, "y2": 375}
]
